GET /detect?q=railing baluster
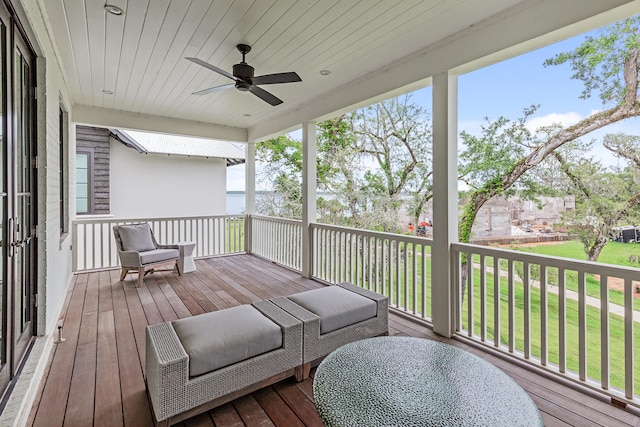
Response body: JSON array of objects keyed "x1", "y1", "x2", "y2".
[
  {"x1": 412, "y1": 242, "x2": 417, "y2": 314},
  {"x1": 422, "y1": 244, "x2": 427, "y2": 319},
  {"x1": 624, "y1": 278, "x2": 634, "y2": 399},
  {"x1": 508, "y1": 258, "x2": 515, "y2": 353},
  {"x1": 480, "y1": 254, "x2": 486, "y2": 342},
  {"x1": 600, "y1": 274, "x2": 609, "y2": 390},
  {"x1": 540, "y1": 264, "x2": 548, "y2": 366},
  {"x1": 493, "y1": 256, "x2": 500, "y2": 348},
  {"x1": 467, "y1": 251, "x2": 474, "y2": 337},
  {"x1": 578, "y1": 270, "x2": 586, "y2": 381},
  {"x1": 523, "y1": 261, "x2": 531, "y2": 359},
  {"x1": 558, "y1": 268, "x2": 567, "y2": 373}
]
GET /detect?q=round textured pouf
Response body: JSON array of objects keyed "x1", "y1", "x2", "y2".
[{"x1": 313, "y1": 336, "x2": 543, "y2": 427}]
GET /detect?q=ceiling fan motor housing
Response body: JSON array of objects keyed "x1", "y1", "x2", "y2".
[{"x1": 233, "y1": 62, "x2": 254, "y2": 91}]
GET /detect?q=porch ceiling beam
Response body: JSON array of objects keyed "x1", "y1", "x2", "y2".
[
  {"x1": 248, "y1": 0, "x2": 635, "y2": 141},
  {"x1": 72, "y1": 104, "x2": 248, "y2": 142}
]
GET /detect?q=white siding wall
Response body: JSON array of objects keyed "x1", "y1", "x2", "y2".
[
  {"x1": 110, "y1": 141, "x2": 227, "y2": 218},
  {"x1": 20, "y1": 0, "x2": 75, "y2": 337}
]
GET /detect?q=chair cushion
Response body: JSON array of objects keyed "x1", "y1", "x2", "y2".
[
  {"x1": 288, "y1": 286, "x2": 377, "y2": 334},
  {"x1": 172, "y1": 305, "x2": 283, "y2": 377},
  {"x1": 139, "y1": 248, "x2": 179, "y2": 265},
  {"x1": 118, "y1": 223, "x2": 156, "y2": 252}
]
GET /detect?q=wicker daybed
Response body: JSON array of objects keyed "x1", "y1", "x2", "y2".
[{"x1": 145, "y1": 283, "x2": 389, "y2": 426}]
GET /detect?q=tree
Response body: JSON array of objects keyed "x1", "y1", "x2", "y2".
[
  {"x1": 349, "y1": 95, "x2": 433, "y2": 231},
  {"x1": 459, "y1": 16, "x2": 640, "y2": 243},
  {"x1": 551, "y1": 135, "x2": 640, "y2": 261},
  {"x1": 257, "y1": 95, "x2": 433, "y2": 232}
]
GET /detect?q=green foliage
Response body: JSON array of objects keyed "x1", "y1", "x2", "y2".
[
  {"x1": 544, "y1": 17, "x2": 640, "y2": 105},
  {"x1": 257, "y1": 95, "x2": 434, "y2": 233}
]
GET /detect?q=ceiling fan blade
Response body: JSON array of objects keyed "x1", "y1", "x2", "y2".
[
  {"x1": 185, "y1": 57, "x2": 239, "y2": 82},
  {"x1": 249, "y1": 85, "x2": 283, "y2": 106},
  {"x1": 252, "y1": 72, "x2": 301, "y2": 85},
  {"x1": 192, "y1": 83, "x2": 235, "y2": 96}
]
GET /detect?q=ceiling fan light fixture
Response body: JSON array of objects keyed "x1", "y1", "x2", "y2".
[{"x1": 104, "y1": 4, "x2": 124, "y2": 15}]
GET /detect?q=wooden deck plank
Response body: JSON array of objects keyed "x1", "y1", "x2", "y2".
[
  {"x1": 94, "y1": 270, "x2": 123, "y2": 426},
  {"x1": 31, "y1": 274, "x2": 85, "y2": 427},
  {"x1": 144, "y1": 274, "x2": 179, "y2": 322},
  {"x1": 252, "y1": 386, "x2": 305, "y2": 427},
  {"x1": 210, "y1": 403, "x2": 244, "y2": 427},
  {"x1": 182, "y1": 412, "x2": 215, "y2": 427},
  {"x1": 164, "y1": 273, "x2": 208, "y2": 316},
  {"x1": 272, "y1": 381, "x2": 324, "y2": 427},
  {"x1": 232, "y1": 394, "x2": 275, "y2": 427},
  {"x1": 110, "y1": 269, "x2": 154, "y2": 426},
  {"x1": 64, "y1": 271, "x2": 100, "y2": 425},
  {"x1": 27, "y1": 255, "x2": 640, "y2": 427},
  {"x1": 155, "y1": 274, "x2": 193, "y2": 319}
]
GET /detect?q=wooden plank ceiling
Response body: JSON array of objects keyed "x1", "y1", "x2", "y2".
[{"x1": 42, "y1": 0, "x2": 636, "y2": 141}]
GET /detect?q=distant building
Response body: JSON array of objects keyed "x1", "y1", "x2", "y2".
[
  {"x1": 76, "y1": 126, "x2": 245, "y2": 218},
  {"x1": 413, "y1": 195, "x2": 574, "y2": 242}
]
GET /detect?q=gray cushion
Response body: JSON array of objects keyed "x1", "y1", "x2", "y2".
[
  {"x1": 288, "y1": 286, "x2": 377, "y2": 334},
  {"x1": 118, "y1": 223, "x2": 156, "y2": 252},
  {"x1": 172, "y1": 305, "x2": 283, "y2": 377},
  {"x1": 139, "y1": 248, "x2": 179, "y2": 265}
]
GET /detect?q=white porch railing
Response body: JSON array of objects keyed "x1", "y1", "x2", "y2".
[
  {"x1": 452, "y1": 242, "x2": 640, "y2": 404},
  {"x1": 72, "y1": 215, "x2": 245, "y2": 271},
  {"x1": 311, "y1": 223, "x2": 433, "y2": 320},
  {"x1": 71, "y1": 213, "x2": 640, "y2": 405},
  {"x1": 250, "y1": 215, "x2": 302, "y2": 271}
]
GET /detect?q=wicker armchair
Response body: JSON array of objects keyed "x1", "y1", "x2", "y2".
[{"x1": 113, "y1": 223, "x2": 180, "y2": 287}]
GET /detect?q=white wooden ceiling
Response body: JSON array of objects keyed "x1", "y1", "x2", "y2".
[{"x1": 42, "y1": 0, "x2": 638, "y2": 141}]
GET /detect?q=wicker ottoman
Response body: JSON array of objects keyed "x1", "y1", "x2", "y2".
[
  {"x1": 145, "y1": 300, "x2": 303, "y2": 426},
  {"x1": 271, "y1": 282, "x2": 388, "y2": 380}
]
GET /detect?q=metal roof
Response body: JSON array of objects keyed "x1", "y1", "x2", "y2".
[{"x1": 111, "y1": 129, "x2": 245, "y2": 166}]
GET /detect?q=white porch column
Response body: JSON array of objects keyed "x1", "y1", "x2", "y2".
[
  {"x1": 301, "y1": 121, "x2": 317, "y2": 278},
  {"x1": 431, "y1": 72, "x2": 458, "y2": 338},
  {"x1": 245, "y1": 142, "x2": 256, "y2": 254}
]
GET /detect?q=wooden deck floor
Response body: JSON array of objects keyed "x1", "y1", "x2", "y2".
[{"x1": 27, "y1": 255, "x2": 640, "y2": 427}]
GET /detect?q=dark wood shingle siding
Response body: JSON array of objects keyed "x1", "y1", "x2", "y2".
[{"x1": 76, "y1": 126, "x2": 110, "y2": 214}]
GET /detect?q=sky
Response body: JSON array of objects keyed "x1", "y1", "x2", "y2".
[{"x1": 227, "y1": 19, "x2": 639, "y2": 191}]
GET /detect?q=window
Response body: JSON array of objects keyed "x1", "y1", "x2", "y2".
[
  {"x1": 59, "y1": 104, "x2": 68, "y2": 232},
  {"x1": 76, "y1": 148, "x2": 93, "y2": 214}
]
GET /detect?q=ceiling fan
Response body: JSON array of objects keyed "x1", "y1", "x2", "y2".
[{"x1": 186, "y1": 44, "x2": 301, "y2": 106}]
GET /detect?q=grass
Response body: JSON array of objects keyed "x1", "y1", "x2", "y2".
[
  {"x1": 314, "y1": 237, "x2": 639, "y2": 395},
  {"x1": 507, "y1": 241, "x2": 640, "y2": 311},
  {"x1": 461, "y1": 263, "x2": 640, "y2": 394},
  {"x1": 287, "y1": 230, "x2": 640, "y2": 395}
]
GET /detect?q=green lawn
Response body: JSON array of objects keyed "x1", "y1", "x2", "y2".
[
  {"x1": 461, "y1": 262, "x2": 640, "y2": 394},
  {"x1": 310, "y1": 236, "x2": 639, "y2": 396},
  {"x1": 507, "y1": 241, "x2": 640, "y2": 311}
]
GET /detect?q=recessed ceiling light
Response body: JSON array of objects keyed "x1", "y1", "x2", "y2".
[
  {"x1": 319, "y1": 69, "x2": 331, "y2": 76},
  {"x1": 243, "y1": 113, "x2": 251, "y2": 117},
  {"x1": 104, "y1": 5, "x2": 124, "y2": 15},
  {"x1": 102, "y1": 89, "x2": 114, "y2": 95}
]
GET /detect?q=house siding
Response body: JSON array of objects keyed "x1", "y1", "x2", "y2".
[
  {"x1": 76, "y1": 126, "x2": 110, "y2": 214},
  {"x1": 110, "y1": 140, "x2": 227, "y2": 218}
]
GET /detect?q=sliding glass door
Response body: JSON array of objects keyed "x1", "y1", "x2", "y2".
[{"x1": 0, "y1": 0, "x2": 37, "y2": 397}]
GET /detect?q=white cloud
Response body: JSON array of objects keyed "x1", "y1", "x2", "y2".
[{"x1": 525, "y1": 112, "x2": 582, "y2": 131}]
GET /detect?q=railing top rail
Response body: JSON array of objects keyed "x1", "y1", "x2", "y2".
[
  {"x1": 311, "y1": 222, "x2": 433, "y2": 245},
  {"x1": 73, "y1": 214, "x2": 247, "y2": 226},
  {"x1": 250, "y1": 214, "x2": 302, "y2": 225},
  {"x1": 453, "y1": 242, "x2": 640, "y2": 280}
]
